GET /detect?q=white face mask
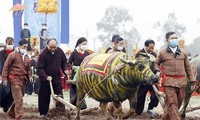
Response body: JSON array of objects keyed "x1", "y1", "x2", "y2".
[
  {"x1": 6, "y1": 45, "x2": 14, "y2": 50},
  {"x1": 117, "y1": 46, "x2": 123, "y2": 51},
  {"x1": 66, "y1": 54, "x2": 70, "y2": 59},
  {"x1": 42, "y1": 26, "x2": 47, "y2": 29},
  {"x1": 24, "y1": 26, "x2": 28, "y2": 29},
  {"x1": 80, "y1": 45, "x2": 87, "y2": 51},
  {"x1": 20, "y1": 49, "x2": 27, "y2": 54}
]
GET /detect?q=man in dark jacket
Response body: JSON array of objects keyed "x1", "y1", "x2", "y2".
[
  {"x1": 37, "y1": 38, "x2": 67, "y2": 118},
  {"x1": 0, "y1": 37, "x2": 14, "y2": 112},
  {"x1": 20, "y1": 23, "x2": 32, "y2": 51},
  {"x1": 39, "y1": 23, "x2": 49, "y2": 51},
  {"x1": 135, "y1": 39, "x2": 159, "y2": 117}
]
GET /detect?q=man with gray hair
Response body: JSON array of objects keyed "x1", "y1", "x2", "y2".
[{"x1": 37, "y1": 38, "x2": 67, "y2": 118}]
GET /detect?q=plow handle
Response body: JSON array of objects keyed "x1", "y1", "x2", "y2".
[{"x1": 152, "y1": 85, "x2": 165, "y2": 109}]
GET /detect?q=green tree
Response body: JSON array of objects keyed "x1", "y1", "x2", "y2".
[{"x1": 96, "y1": 6, "x2": 141, "y2": 55}]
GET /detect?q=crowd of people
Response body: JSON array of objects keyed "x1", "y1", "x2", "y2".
[{"x1": 0, "y1": 30, "x2": 197, "y2": 120}]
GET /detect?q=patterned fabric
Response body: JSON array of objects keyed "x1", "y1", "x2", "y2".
[{"x1": 81, "y1": 53, "x2": 123, "y2": 77}]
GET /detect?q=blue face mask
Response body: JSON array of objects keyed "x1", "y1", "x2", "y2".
[{"x1": 169, "y1": 39, "x2": 178, "y2": 48}]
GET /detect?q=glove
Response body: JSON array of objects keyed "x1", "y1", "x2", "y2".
[
  {"x1": 72, "y1": 66, "x2": 77, "y2": 70},
  {"x1": 65, "y1": 70, "x2": 69, "y2": 75},
  {"x1": 2, "y1": 80, "x2": 8, "y2": 86},
  {"x1": 29, "y1": 77, "x2": 34, "y2": 83},
  {"x1": 47, "y1": 76, "x2": 52, "y2": 81}
]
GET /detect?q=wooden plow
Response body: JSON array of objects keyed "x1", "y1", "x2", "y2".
[{"x1": 49, "y1": 81, "x2": 98, "y2": 114}]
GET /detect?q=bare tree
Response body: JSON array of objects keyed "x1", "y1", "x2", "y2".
[
  {"x1": 186, "y1": 37, "x2": 200, "y2": 57},
  {"x1": 96, "y1": 6, "x2": 141, "y2": 55},
  {"x1": 153, "y1": 13, "x2": 186, "y2": 47}
]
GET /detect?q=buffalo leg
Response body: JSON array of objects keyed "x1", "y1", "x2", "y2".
[
  {"x1": 107, "y1": 102, "x2": 117, "y2": 117},
  {"x1": 100, "y1": 102, "x2": 112, "y2": 119},
  {"x1": 113, "y1": 102, "x2": 123, "y2": 120},
  {"x1": 123, "y1": 95, "x2": 137, "y2": 119},
  {"x1": 74, "y1": 91, "x2": 85, "y2": 120}
]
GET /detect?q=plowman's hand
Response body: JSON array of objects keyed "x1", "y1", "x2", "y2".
[
  {"x1": 2, "y1": 80, "x2": 8, "y2": 86},
  {"x1": 29, "y1": 77, "x2": 34, "y2": 83},
  {"x1": 190, "y1": 81, "x2": 196, "y2": 91},
  {"x1": 156, "y1": 71, "x2": 161, "y2": 77},
  {"x1": 47, "y1": 76, "x2": 52, "y2": 81},
  {"x1": 64, "y1": 70, "x2": 69, "y2": 75},
  {"x1": 72, "y1": 66, "x2": 77, "y2": 70}
]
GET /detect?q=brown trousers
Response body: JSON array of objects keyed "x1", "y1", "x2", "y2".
[
  {"x1": 7, "y1": 78, "x2": 25, "y2": 119},
  {"x1": 163, "y1": 86, "x2": 185, "y2": 120}
]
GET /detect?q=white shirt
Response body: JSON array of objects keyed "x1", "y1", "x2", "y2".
[{"x1": 169, "y1": 46, "x2": 177, "y2": 54}]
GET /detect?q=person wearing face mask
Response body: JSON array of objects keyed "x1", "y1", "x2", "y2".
[
  {"x1": 61, "y1": 50, "x2": 72, "y2": 91},
  {"x1": 20, "y1": 23, "x2": 32, "y2": 51},
  {"x1": 67, "y1": 37, "x2": 90, "y2": 109},
  {"x1": 105, "y1": 35, "x2": 126, "y2": 114},
  {"x1": 135, "y1": 39, "x2": 159, "y2": 117},
  {"x1": 24, "y1": 51, "x2": 35, "y2": 95},
  {"x1": 32, "y1": 49, "x2": 40, "y2": 95},
  {"x1": 1, "y1": 39, "x2": 33, "y2": 119},
  {"x1": 0, "y1": 37, "x2": 14, "y2": 113},
  {"x1": 155, "y1": 31, "x2": 196, "y2": 120},
  {"x1": 105, "y1": 34, "x2": 126, "y2": 53},
  {"x1": 39, "y1": 23, "x2": 49, "y2": 51},
  {"x1": 37, "y1": 38, "x2": 67, "y2": 118}
]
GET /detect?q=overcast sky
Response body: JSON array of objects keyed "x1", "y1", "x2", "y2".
[
  {"x1": 1, "y1": 0, "x2": 200, "y2": 50},
  {"x1": 0, "y1": 0, "x2": 13, "y2": 42},
  {"x1": 70, "y1": 0, "x2": 200, "y2": 50}
]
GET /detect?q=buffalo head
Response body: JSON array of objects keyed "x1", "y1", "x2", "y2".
[{"x1": 120, "y1": 54, "x2": 158, "y2": 85}]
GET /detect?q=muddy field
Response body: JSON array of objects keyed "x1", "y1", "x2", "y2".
[
  {"x1": 1, "y1": 92, "x2": 200, "y2": 120},
  {"x1": 0, "y1": 106, "x2": 199, "y2": 120},
  {"x1": 0, "y1": 106, "x2": 163, "y2": 120}
]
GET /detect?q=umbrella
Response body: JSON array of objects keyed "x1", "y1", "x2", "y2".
[
  {"x1": 37, "y1": 0, "x2": 58, "y2": 24},
  {"x1": 9, "y1": 3, "x2": 27, "y2": 12}
]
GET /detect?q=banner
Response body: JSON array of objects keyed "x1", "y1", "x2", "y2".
[
  {"x1": 13, "y1": 0, "x2": 22, "y2": 46},
  {"x1": 24, "y1": 0, "x2": 60, "y2": 45}
]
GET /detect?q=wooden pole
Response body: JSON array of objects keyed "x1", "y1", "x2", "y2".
[
  {"x1": 152, "y1": 85, "x2": 166, "y2": 109},
  {"x1": 186, "y1": 106, "x2": 200, "y2": 113}
]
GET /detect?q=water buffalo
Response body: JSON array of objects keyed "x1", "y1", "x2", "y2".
[{"x1": 74, "y1": 52, "x2": 158, "y2": 119}]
